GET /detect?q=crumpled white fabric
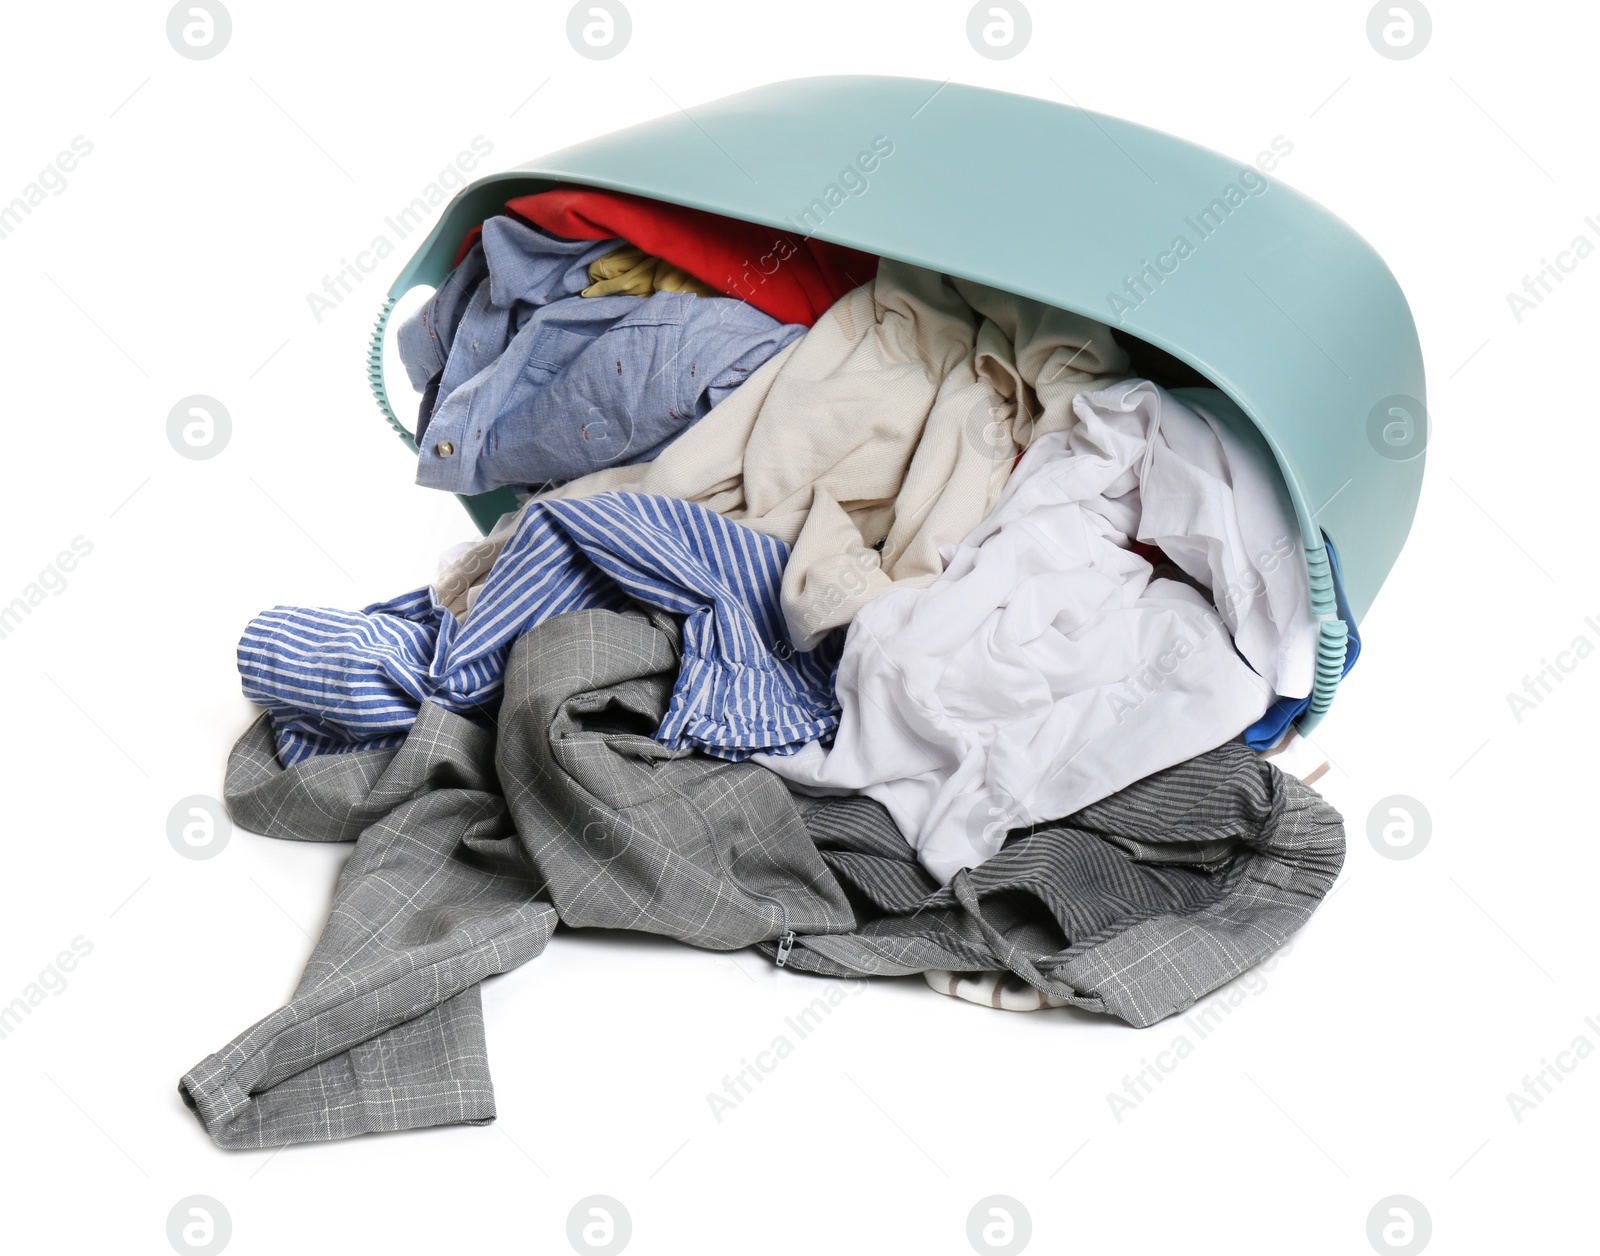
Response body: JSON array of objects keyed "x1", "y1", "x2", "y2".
[
  {"x1": 760, "y1": 379, "x2": 1316, "y2": 884},
  {"x1": 1150, "y1": 387, "x2": 1317, "y2": 698}
]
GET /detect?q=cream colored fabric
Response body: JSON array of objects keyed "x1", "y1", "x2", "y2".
[
  {"x1": 436, "y1": 525, "x2": 513, "y2": 622},
  {"x1": 435, "y1": 260, "x2": 1128, "y2": 646},
  {"x1": 1255, "y1": 727, "x2": 1331, "y2": 786},
  {"x1": 581, "y1": 244, "x2": 721, "y2": 300},
  {"x1": 923, "y1": 969, "x2": 1071, "y2": 1012}
]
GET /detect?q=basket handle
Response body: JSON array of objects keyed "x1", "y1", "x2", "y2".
[
  {"x1": 368, "y1": 296, "x2": 415, "y2": 451},
  {"x1": 1295, "y1": 541, "x2": 1348, "y2": 735}
]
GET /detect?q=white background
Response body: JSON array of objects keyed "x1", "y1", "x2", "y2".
[{"x1": 1, "y1": 1, "x2": 1595, "y2": 1252}]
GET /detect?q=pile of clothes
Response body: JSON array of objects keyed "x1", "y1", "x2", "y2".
[{"x1": 182, "y1": 189, "x2": 1352, "y2": 1148}]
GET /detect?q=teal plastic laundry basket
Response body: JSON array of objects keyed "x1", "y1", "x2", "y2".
[{"x1": 368, "y1": 76, "x2": 1426, "y2": 734}]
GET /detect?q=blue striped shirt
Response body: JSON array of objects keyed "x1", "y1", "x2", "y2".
[{"x1": 240, "y1": 493, "x2": 840, "y2": 766}]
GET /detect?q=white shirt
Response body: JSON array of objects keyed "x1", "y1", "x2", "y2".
[{"x1": 760, "y1": 379, "x2": 1317, "y2": 884}]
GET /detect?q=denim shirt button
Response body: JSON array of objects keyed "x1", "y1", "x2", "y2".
[{"x1": 434, "y1": 440, "x2": 455, "y2": 457}]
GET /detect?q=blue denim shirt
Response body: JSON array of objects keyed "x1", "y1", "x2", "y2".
[{"x1": 398, "y1": 216, "x2": 803, "y2": 495}]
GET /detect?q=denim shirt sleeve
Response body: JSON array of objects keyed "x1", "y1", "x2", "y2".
[
  {"x1": 396, "y1": 242, "x2": 488, "y2": 392},
  {"x1": 398, "y1": 216, "x2": 618, "y2": 433},
  {"x1": 414, "y1": 222, "x2": 804, "y2": 495}
]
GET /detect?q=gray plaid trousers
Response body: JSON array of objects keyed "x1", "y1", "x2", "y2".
[{"x1": 182, "y1": 607, "x2": 1343, "y2": 1147}]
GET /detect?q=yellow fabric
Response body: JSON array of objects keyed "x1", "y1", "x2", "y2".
[{"x1": 582, "y1": 245, "x2": 720, "y2": 300}]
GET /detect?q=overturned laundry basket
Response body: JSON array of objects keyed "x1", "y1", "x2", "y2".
[{"x1": 367, "y1": 76, "x2": 1424, "y2": 734}]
